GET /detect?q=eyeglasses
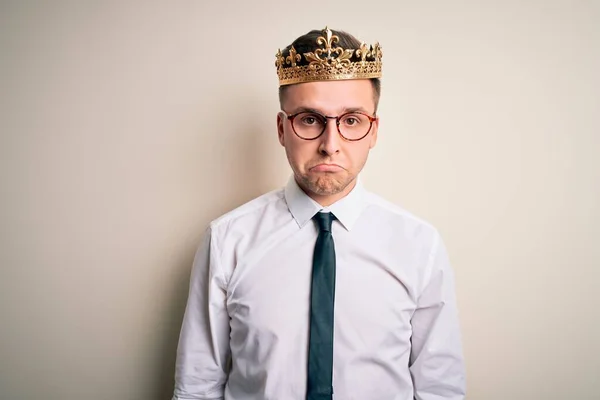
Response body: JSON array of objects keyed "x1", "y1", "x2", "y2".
[{"x1": 282, "y1": 110, "x2": 377, "y2": 141}]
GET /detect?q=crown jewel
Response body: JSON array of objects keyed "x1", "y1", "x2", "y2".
[{"x1": 276, "y1": 27, "x2": 382, "y2": 86}]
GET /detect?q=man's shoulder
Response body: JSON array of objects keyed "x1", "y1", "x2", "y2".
[
  {"x1": 209, "y1": 187, "x2": 286, "y2": 231},
  {"x1": 363, "y1": 190, "x2": 439, "y2": 237}
]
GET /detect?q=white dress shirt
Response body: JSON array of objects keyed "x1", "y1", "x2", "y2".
[{"x1": 173, "y1": 177, "x2": 466, "y2": 400}]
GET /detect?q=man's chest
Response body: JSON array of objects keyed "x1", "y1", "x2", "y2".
[{"x1": 224, "y1": 230, "x2": 422, "y2": 353}]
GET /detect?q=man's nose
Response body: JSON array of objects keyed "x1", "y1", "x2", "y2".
[{"x1": 318, "y1": 119, "x2": 341, "y2": 156}]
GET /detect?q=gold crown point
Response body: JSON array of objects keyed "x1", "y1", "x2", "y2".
[
  {"x1": 275, "y1": 49, "x2": 284, "y2": 69},
  {"x1": 286, "y1": 46, "x2": 301, "y2": 67}
]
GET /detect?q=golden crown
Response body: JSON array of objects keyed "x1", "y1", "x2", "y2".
[{"x1": 276, "y1": 26, "x2": 382, "y2": 86}]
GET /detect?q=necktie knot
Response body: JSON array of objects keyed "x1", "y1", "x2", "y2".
[{"x1": 313, "y1": 212, "x2": 334, "y2": 232}]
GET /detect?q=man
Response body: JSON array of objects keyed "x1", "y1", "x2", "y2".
[{"x1": 173, "y1": 27, "x2": 466, "y2": 400}]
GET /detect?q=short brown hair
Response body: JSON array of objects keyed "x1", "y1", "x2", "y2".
[{"x1": 278, "y1": 28, "x2": 381, "y2": 112}]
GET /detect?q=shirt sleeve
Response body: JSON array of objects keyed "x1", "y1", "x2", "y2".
[
  {"x1": 409, "y1": 232, "x2": 466, "y2": 400},
  {"x1": 173, "y1": 226, "x2": 231, "y2": 400}
]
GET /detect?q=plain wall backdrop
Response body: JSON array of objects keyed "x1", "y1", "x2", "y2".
[{"x1": 1, "y1": 1, "x2": 599, "y2": 399}]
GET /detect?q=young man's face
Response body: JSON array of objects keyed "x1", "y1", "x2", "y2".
[{"x1": 277, "y1": 79, "x2": 379, "y2": 205}]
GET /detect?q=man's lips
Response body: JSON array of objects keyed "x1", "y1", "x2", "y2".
[{"x1": 310, "y1": 163, "x2": 344, "y2": 172}]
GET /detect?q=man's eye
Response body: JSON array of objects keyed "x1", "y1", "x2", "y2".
[
  {"x1": 342, "y1": 115, "x2": 363, "y2": 126},
  {"x1": 301, "y1": 115, "x2": 321, "y2": 125}
]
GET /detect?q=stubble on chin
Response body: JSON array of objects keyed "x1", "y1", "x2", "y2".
[{"x1": 297, "y1": 172, "x2": 352, "y2": 196}]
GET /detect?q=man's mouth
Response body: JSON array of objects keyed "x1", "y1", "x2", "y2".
[{"x1": 310, "y1": 163, "x2": 344, "y2": 172}]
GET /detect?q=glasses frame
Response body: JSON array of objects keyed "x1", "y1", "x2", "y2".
[{"x1": 283, "y1": 110, "x2": 377, "y2": 141}]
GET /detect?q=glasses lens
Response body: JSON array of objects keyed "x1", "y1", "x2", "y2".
[
  {"x1": 292, "y1": 112, "x2": 326, "y2": 139},
  {"x1": 338, "y1": 113, "x2": 372, "y2": 140}
]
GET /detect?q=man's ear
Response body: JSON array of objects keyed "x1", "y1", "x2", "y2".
[
  {"x1": 277, "y1": 112, "x2": 285, "y2": 147},
  {"x1": 369, "y1": 116, "x2": 379, "y2": 149}
]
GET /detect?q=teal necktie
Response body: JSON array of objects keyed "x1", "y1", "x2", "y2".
[{"x1": 306, "y1": 212, "x2": 336, "y2": 400}]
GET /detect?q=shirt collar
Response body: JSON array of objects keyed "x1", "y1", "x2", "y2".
[{"x1": 284, "y1": 175, "x2": 366, "y2": 231}]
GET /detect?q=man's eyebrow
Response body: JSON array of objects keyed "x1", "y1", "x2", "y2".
[
  {"x1": 342, "y1": 107, "x2": 371, "y2": 114},
  {"x1": 289, "y1": 106, "x2": 324, "y2": 115},
  {"x1": 289, "y1": 106, "x2": 372, "y2": 115}
]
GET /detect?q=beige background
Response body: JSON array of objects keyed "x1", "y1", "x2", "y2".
[{"x1": 1, "y1": 1, "x2": 599, "y2": 399}]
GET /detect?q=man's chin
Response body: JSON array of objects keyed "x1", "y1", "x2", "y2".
[{"x1": 305, "y1": 175, "x2": 349, "y2": 196}]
